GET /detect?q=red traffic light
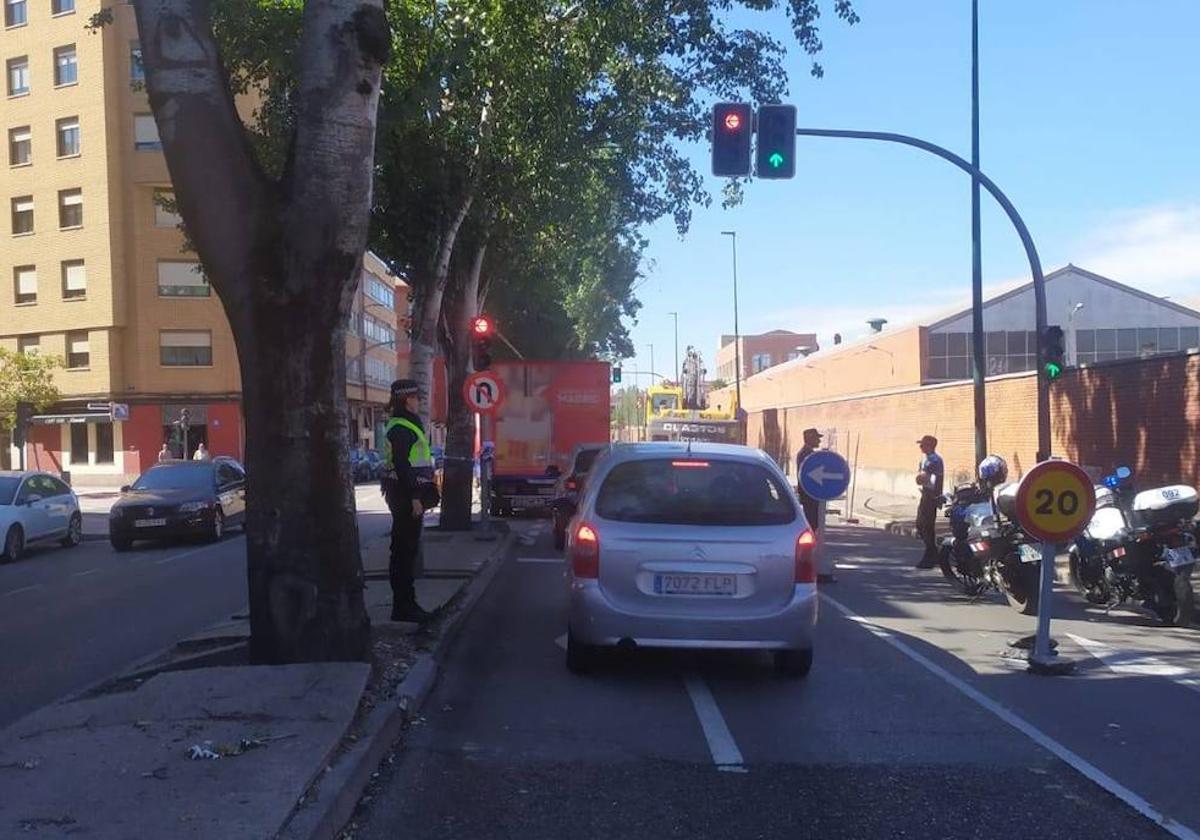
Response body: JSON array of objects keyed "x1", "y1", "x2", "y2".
[
  {"x1": 723, "y1": 112, "x2": 742, "y2": 131},
  {"x1": 471, "y1": 315, "x2": 494, "y2": 336}
]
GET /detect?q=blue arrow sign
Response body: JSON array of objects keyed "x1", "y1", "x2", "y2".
[{"x1": 799, "y1": 450, "x2": 851, "y2": 501}]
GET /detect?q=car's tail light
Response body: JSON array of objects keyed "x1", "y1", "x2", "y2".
[
  {"x1": 970, "y1": 540, "x2": 991, "y2": 554},
  {"x1": 671, "y1": 460, "x2": 710, "y2": 468},
  {"x1": 795, "y1": 529, "x2": 817, "y2": 583},
  {"x1": 571, "y1": 523, "x2": 600, "y2": 578}
]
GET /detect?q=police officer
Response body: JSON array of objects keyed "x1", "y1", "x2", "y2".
[
  {"x1": 914, "y1": 434, "x2": 945, "y2": 569},
  {"x1": 794, "y1": 427, "x2": 823, "y2": 528},
  {"x1": 382, "y1": 379, "x2": 436, "y2": 623}
]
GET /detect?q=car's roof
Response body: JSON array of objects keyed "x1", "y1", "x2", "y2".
[
  {"x1": 0, "y1": 470, "x2": 52, "y2": 479},
  {"x1": 606, "y1": 441, "x2": 772, "y2": 464}
]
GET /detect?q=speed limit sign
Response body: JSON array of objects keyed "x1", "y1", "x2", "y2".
[{"x1": 1014, "y1": 460, "x2": 1096, "y2": 543}]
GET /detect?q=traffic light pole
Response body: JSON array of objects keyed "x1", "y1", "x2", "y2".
[{"x1": 793, "y1": 127, "x2": 1051, "y2": 461}]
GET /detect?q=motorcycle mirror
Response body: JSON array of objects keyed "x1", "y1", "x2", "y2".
[{"x1": 1116, "y1": 466, "x2": 1132, "y2": 480}]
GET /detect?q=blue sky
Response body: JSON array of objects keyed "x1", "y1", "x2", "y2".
[{"x1": 623, "y1": 0, "x2": 1200, "y2": 382}]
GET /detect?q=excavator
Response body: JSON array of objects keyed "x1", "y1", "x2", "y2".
[{"x1": 645, "y1": 346, "x2": 744, "y2": 444}]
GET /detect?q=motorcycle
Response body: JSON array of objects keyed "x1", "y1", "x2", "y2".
[
  {"x1": 938, "y1": 456, "x2": 1044, "y2": 615},
  {"x1": 1068, "y1": 466, "x2": 1197, "y2": 626}
]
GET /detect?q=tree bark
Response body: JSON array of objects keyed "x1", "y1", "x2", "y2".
[{"x1": 132, "y1": 0, "x2": 388, "y2": 662}]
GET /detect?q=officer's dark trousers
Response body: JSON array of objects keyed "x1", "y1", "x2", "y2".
[
  {"x1": 383, "y1": 482, "x2": 421, "y2": 608},
  {"x1": 797, "y1": 490, "x2": 819, "y2": 532},
  {"x1": 916, "y1": 493, "x2": 938, "y2": 561}
]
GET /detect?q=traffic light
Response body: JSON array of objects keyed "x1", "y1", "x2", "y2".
[
  {"x1": 711, "y1": 102, "x2": 752, "y2": 177},
  {"x1": 1042, "y1": 325, "x2": 1066, "y2": 381},
  {"x1": 470, "y1": 315, "x2": 494, "y2": 370},
  {"x1": 755, "y1": 104, "x2": 796, "y2": 179},
  {"x1": 612, "y1": 366, "x2": 622, "y2": 384},
  {"x1": 13, "y1": 401, "x2": 33, "y2": 448}
]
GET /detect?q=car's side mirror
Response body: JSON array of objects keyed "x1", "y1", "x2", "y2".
[{"x1": 120, "y1": 485, "x2": 131, "y2": 493}]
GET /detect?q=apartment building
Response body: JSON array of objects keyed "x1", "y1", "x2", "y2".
[{"x1": 2, "y1": 1, "x2": 406, "y2": 481}]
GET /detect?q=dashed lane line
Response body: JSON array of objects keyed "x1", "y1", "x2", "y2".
[
  {"x1": 684, "y1": 675, "x2": 747, "y2": 774},
  {"x1": 821, "y1": 591, "x2": 1200, "y2": 840},
  {"x1": 2, "y1": 584, "x2": 43, "y2": 597}
]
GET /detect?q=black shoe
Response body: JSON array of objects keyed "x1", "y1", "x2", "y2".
[
  {"x1": 915, "y1": 556, "x2": 937, "y2": 570},
  {"x1": 391, "y1": 604, "x2": 434, "y2": 624}
]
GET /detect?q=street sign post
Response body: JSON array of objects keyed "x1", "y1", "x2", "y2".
[
  {"x1": 463, "y1": 372, "x2": 505, "y2": 414},
  {"x1": 1014, "y1": 459, "x2": 1096, "y2": 674},
  {"x1": 799, "y1": 450, "x2": 851, "y2": 581}
]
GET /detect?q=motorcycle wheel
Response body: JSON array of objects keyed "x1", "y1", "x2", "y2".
[
  {"x1": 1150, "y1": 568, "x2": 1195, "y2": 627},
  {"x1": 938, "y1": 544, "x2": 958, "y2": 581},
  {"x1": 1068, "y1": 546, "x2": 1109, "y2": 605},
  {"x1": 1003, "y1": 557, "x2": 1041, "y2": 616}
]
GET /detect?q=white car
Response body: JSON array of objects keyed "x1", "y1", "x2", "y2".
[{"x1": 0, "y1": 471, "x2": 83, "y2": 563}]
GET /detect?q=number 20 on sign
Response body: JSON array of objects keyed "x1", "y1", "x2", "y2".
[{"x1": 1014, "y1": 460, "x2": 1097, "y2": 544}]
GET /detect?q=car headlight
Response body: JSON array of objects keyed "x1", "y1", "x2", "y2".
[{"x1": 179, "y1": 501, "x2": 211, "y2": 513}]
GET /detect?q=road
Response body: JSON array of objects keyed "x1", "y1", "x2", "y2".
[
  {"x1": 0, "y1": 486, "x2": 395, "y2": 729},
  {"x1": 355, "y1": 518, "x2": 1200, "y2": 840}
]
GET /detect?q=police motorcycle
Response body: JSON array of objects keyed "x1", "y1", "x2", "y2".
[
  {"x1": 1067, "y1": 466, "x2": 1197, "y2": 626},
  {"x1": 937, "y1": 456, "x2": 1043, "y2": 615}
]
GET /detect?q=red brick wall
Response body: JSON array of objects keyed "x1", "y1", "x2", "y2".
[{"x1": 747, "y1": 350, "x2": 1200, "y2": 493}]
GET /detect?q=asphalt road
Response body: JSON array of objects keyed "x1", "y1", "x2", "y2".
[
  {"x1": 353, "y1": 519, "x2": 1197, "y2": 840},
  {"x1": 0, "y1": 486, "x2": 395, "y2": 729}
]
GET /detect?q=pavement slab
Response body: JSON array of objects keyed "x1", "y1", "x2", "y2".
[{"x1": 0, "y1": 663, "x2": 368, "y2": 840}]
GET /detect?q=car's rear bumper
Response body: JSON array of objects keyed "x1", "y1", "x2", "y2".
[{"x1": 568, "y1": 581, "x2": 817, "y2": 650}]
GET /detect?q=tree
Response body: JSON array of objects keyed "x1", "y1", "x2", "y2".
[
  {"x1": 0, "y1": 349, "x2": 61, "y2": 433},
  {"x1": 128, "y1": 0, "x2": 390, "y2": 662}
]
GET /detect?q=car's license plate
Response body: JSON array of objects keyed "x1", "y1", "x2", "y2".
[
  {"x1": 654, "y1": 573, "x2": 737, "y2": 596},
  {"x1": 1163, "y1": 547, "x2": 1195, "y2": 568},
  {"x1": 135, "y1": 518, "x2": 166, "y2": 528}
]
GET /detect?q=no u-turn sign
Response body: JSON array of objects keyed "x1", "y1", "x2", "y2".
[{"x1": 464, "y1": 371, "x2": 505, "y2": 413}]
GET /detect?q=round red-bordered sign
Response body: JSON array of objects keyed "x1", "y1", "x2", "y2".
[
  {"x1": 1014, "y1": 460, "x2": 1096, "y2": 544},
  {"x1": 463, "y1": 371, "x2": 505, "y2": 413}
]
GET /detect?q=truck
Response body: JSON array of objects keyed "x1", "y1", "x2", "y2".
[
  {"x1": 645, "y1": 347, "x2": 743, "y2": 444},
  {"x1": 483, "y1": 360, "x2": 612, "y2": 515}
]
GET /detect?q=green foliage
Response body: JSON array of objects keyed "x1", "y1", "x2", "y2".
[{"x1": 0, "y1": 349, "x2": 61, "y2": 434}]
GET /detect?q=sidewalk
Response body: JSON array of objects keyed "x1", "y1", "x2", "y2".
[{"x1": 0, "y1": 518, "x2": 511, "y2": 840}]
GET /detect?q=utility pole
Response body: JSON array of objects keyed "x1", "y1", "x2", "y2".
[
  {"x1": 669, "y1": 312, "x2": 679, "y2": 386},
  {"x1": 646, "y1": 344, "x2": 655, "y2": 386},
  {"x1": 969, "y1": 0, "x2": 988, "y2": 466},
  {"x1": 721, "y1": 231, "x2": 742, "y2": 412}
]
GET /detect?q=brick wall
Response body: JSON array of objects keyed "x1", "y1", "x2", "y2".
[{"x1": 746, "y1": 350, "x2": 1200, "y2": 499}]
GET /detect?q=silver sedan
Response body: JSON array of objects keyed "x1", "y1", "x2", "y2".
[
  {"x1": 0, "y1": 471, "x2": 83, "y2": 563},
  {"x1": 564, "y1": 442, "x2": 818, "y2": 676}
]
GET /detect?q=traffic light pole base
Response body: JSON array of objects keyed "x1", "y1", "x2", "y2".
[{"x1": 1027, "y1": 653, "x2": 1076, "y2": 676}]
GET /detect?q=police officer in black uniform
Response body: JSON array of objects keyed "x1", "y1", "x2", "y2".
[
  {"x1": 794, "y1": 427, "x2": 823, "y2": 528},
  {"x1": 382, "y1": 379, "x2": 437, "y2": 623}
]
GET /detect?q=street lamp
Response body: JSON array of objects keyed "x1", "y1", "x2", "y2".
[
  {"x1": 720, "y1": 231, "x2": 742, "y2": 414},
  {"x1": 668, "y1": 312, "x2": 679, "y2": 386},
  {"x1": 1067, "y1": 302, "x2": 1085, "y2": 366}
]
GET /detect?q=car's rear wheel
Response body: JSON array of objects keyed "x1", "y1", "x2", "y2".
[
  {"x1": 110, "y1": 534, "x2": 133, "y2": 552},
  {"x1": 208, "y1": 509, "x2": 225, "y2": 543},
  {"x1": 565, "y1": 630, "x2": 598, "y2": 674},
  {"x1": 2, "y1": 525, "x2": 24, "y2": 564},
  {"x1": 61, "y1": 513, "x2": 82, "y2": 548},
  {"x1": 774, "y1": 648, "x2": 813, "y2": 678}
]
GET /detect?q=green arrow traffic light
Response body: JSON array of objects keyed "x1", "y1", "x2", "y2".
[
  {"x1": 768, "y1": 152, "x2": 784, "y2": 168},
  {"x1": 1044, "y1": 362, "x2": 1063, "y2": 381}
]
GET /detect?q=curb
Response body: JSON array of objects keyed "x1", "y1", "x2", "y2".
[{"x1": 279, "y1": 528, "x2": 514, "y2": 840}]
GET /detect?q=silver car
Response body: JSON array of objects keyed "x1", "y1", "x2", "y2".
[
  {"x1": 0, "y1": 471, "x2": 84, "y2": 563},
  {"x1": 565, "y1": 442, "x2": 818, "y2": 677}
]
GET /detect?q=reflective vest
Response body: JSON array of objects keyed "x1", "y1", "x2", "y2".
[{"x1": 383, "y1": 416, "x2": 434, "y2": 477}]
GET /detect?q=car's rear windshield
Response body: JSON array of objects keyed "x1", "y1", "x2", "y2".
[
  {"x1": 573, "y1": 448, "x2": 604, "y2": 474},
  {"x1": 132, "y1": 464, "x2": 214, "y2": 491},
  {"x1": 595, "y1": 458, "x2": 795, "y2": 526},
  {"x1": 0, "y1": 477, "x2": 19, "y2": 505}
]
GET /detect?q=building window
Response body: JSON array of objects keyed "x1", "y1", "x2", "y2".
[
  {"x1": 53, "y1": 45, "x2": 77, "y2": 86},
  {"x1": 160, "y1": 330, "x2": 213, "y2": 366},
  {"x1": 346, "y1": 356, "x2": 363, "y2": 382},
  {"x1": 134, "y1": 114, "x2": 161, "y2": 151},
  {"x1": 130, "y1": 42, "x2": 144, "y2": 83},
  {"x1": 366, "y1": 356, "x2": 395, "y2": 388},
  {"x1": 14, "y1": 265, "x2": 36, "y2": 304},
  {"x1": 56, "y1": 116, "x2": 80, "y2": 157},
  {"x1": 8, "y1": 126, "x2": 31, "y2": 166},
  {"x1": 157, "y1": 261, "x2": 209, "y2": 297},
  {"x1": 52, "y1": 0, "x2": 74, "y2": 14},
  {"x1": 70, "y1": 422, "x2": 88, "y2": 464},
  {"x1": 95, "y1": 422, "x2": 114, "y2": 464},
  {"x1": 153, "y1": 189, "x2": 181, "y2": 227},
  {"x1": 7, "y1": 56, "x2": 29, "y2": 95},
  {"x1": 5, "y1": 0, "x2": 26, "y2": 27},
  {"x1": 1076, "y1": 327, "x2": 1200, "y2": 365},
  {"x1": 366, "y1": 275, "x2": 394, "y2": 308},
  {"x1": 58, "y1": 188, "x2": 82, "y2": 228},
  {"x1": 17, "y1": 334, "x2": 38, "y2": 354},
  {"x1": 929, "y1": 330, "x2": 1041, "y2": 381},
  {"x1": 751, "y1": 352, "x2": 772, "y2": 374},
  {"x1": 11, "y1": 195, "x2": 33, "y2": 234},
  {"x1": 66, "y1": 330, "x2": 89, "y2": 368},
  {"x1": 61, "y1": 260, "x2": 85, "y2": 299}
]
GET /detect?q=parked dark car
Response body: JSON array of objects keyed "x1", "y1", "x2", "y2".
[
  {"x1": 108, "y1": 458, "x2": 247, "y2": 550},
  {"x1": 552, "y1": 444, "x2": 609, "y2": 550}
]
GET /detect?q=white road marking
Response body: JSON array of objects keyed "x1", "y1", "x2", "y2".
[
  {"x1": 683, "y1": 675, "x2": 746, "y2": 773},
  {"x1": 72, "y1": 568, "x2": 98, "y2": 577},
  {"x1": 518, "y1": 556, "x2": 563, "y2": 564},
  {"x1": 155, "y1": 543, "x2": 232, "y2": 566},
  {"x1": 821, "y1": 592, "x2": 1200, "y2": 840},
  {"x1": 1067, "y1": 633, "x2": 1200, "y2": 695},
  {"x1": 835, "y1": 563, "x2": 861, "y2": 570},
  {"x1": 2, "y1": 584, "x2": 43, "y2": 597}
]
